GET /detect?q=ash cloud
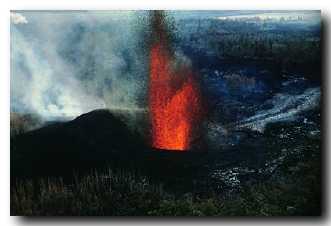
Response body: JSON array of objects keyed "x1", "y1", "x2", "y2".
[
  {"x1": 11, "y1": 11, "x2": 149, "y2": 120},
  {"x1": 11, "y1": 12, "x2": 28, "y2": 25}
]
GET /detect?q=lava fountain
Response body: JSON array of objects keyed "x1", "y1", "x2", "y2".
[{"x1": 149, "y1": 11, "x2": 203, "y2": 151}]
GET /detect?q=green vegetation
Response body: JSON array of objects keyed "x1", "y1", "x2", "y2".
[{"x1": 11, "y1": 146, "x2": 320, "y2": 216}]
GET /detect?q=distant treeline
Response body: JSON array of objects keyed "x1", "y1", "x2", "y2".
[{"x1": 177, "y1": 19, "x2": 321, "y2": 81}]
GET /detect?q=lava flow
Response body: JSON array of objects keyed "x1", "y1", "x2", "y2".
[{"x1": 149, "y1": 11, "x2": 203, "y2": 151}]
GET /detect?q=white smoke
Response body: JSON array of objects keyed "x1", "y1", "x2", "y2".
[
  {"x1": 10, "y1": 12, "x2": 28, "y2": 24},
  {"x1": 11, "y1": 11, "x2": 148, "y2": 119}
]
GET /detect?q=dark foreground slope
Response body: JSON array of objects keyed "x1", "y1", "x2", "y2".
[
  {"x1": 11, "y1": 109, "x2": 209, "y2": 184},
  {"x1": 11, "y1": 109, "x2": 147, "y2": 176}
]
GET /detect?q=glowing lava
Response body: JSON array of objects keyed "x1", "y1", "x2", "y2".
[{"x1": 149, "y1": 14, "x2": 203, "y2": 151}]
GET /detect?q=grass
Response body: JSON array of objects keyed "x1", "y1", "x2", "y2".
[
  {"x1": 11, "y1": 153, "x2": 320, "y2": 216},
  {"x1": 11, "y1": 169, "x2": 223, "y2": 216}
]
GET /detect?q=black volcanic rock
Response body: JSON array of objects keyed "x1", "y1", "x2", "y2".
[{"x1": 11, "y1": 109, "x2": 146, "y2": 176}]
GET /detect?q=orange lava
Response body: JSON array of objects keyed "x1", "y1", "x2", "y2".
[{"x1": 149, "y1": 42, "x2": 202, "y2": 151}]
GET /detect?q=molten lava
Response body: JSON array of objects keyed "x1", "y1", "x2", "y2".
[{"x1": 149, "y1": 38, "x2": 203, "y2": 151}]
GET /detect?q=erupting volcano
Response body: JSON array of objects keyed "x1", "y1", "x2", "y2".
[{"x1": 149, "y1": 11, "x2": 203, "y2": 151}]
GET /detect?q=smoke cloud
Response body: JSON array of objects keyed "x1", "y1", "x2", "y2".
[
  {"x1": 11, "y1": 11, "x2": 149, "y2": 119},
  {"x1": 11, "y1": 12, "x2": 28, "y2": 25}
]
